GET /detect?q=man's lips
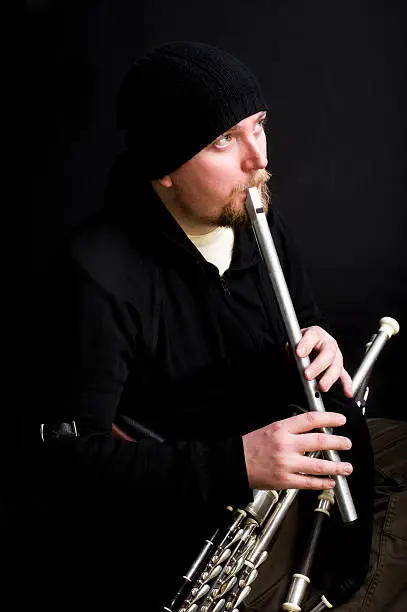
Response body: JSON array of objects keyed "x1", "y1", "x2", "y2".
[{"x1": 232, "y1": 184, "x2": 264, "y2": 203}]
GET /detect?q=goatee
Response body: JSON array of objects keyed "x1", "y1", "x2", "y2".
[{"x1": 218, "y1": 169, "x2": 272, "y2": 228}]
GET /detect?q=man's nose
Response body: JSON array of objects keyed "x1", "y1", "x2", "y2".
[{"x1": 240, "y1": 138, "x2": 268, "y2": 173}]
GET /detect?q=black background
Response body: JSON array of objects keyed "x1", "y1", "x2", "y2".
[{"x1": 28, "y1": 0, "x2": 406, "y2": 420}]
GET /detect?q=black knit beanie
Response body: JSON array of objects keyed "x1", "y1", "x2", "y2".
[{"x1": 116, "y1": 41, "x2": 268, "y2": 180}]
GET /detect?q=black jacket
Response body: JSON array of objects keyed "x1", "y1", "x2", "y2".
[{"x1": 35, "y1": 179, "x2": 373, "y2": 609}]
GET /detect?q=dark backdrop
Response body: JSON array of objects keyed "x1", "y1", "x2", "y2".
[{"x1": 28, "y1": 0, "x2": 406, "y2": 420}]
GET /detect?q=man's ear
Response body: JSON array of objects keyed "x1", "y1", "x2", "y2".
[{"x1": 157, "y1": 175, "x2": 173, "y2": 189}]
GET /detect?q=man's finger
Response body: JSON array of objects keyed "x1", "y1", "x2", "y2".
[
  {"x1": 297, "y1": 432, "x2": 352, "y2": 454},
  {"x1": 296, "y1": 327, "x2": 320, "y2": 357},
  {"x1": 317, "y1": 364, "x2": 342, "y2": 391},
  {"x1": 286, "y1": 474, "x2": 336, "y2": 490},
  {"x1": 305, "y1": 350, "x2": 338, "y2": 381},
  {"x1": 284, "y1": 411, "x2": 346, "y2": 434},
  {"x1": 341, "y1": 369, "x2": 353, "y2": 397}
]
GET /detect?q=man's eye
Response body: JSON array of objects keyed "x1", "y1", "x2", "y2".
[
  {"x1": 215, "y1": 134, "x2": 232, "y2": 147},
  {"x1": 257, "y1": 116, "x2": 268, "y2": 129}
]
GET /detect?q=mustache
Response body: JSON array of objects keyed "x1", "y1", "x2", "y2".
[{"x1": 232, "y1": 169, "x2": 272, "y2": 195}]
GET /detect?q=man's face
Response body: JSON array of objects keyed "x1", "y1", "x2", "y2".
[{"x1": 158, "y1": 111, "x2": 270, "y2": 234}]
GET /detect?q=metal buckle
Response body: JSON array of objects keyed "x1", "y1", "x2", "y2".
[{"x1": 40, "y1": 420, "x2": 78, "y2": 442}]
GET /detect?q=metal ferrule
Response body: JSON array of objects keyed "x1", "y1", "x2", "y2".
[
  {"x1": 314, "y1": 489, "x2": 335, "y2": 516},
  {"x1": 245, "y1": 489, "x2": 279, "y2": 525},
  {"x1": 308, "y1": 594, "x2": 333, "y2": 612},
  {"x1": 282, "y1": 573, "x2": 311, "y2": 611}
]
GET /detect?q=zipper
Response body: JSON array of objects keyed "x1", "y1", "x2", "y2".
[{"x1": 219, "y1": 276, "x2": 231, "y2": 296}]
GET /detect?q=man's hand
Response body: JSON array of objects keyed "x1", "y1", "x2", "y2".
[
  {"x1": 295, "y1": 325, "x2": 353, "y2": 398},
  {"x1": 242, "y1": 411, "x2": 353, "y2": 490}
]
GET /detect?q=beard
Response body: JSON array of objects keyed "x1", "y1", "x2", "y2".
[
  {"x1": 218, "y1": 168, "x2": 272, "y2": 228},
  {"x1": 170, "y1": 168, "x2": 272, "y2": 231}
]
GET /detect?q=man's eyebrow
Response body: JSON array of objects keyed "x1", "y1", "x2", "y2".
[{"x1": 224, "y1": 111, "x2": 268, "y2": 134}]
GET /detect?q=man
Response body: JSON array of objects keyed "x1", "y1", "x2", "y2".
[{"x1": 37, "y1": 41, "x2": 406, "y2": 611}]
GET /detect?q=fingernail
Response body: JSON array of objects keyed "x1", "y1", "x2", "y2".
[
  {"x1": 344, "y1": 463, "x2": 353, "y2": 474},
  {"x1": 297, "y1": 347, "x2": 306, "y2": 357}
]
